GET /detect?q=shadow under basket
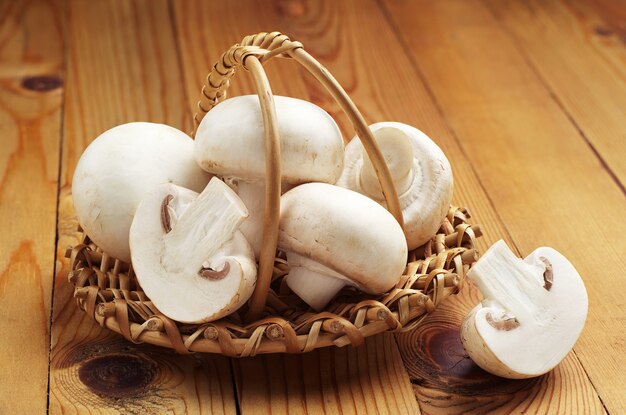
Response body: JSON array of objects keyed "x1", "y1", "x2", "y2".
[{"x1": 66, "y1": 32, "x2": 482, "y2": 357}]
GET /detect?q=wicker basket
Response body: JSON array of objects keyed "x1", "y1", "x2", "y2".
[{"x1": 66, "y1": 32, "x2": 482, "y2": 357}]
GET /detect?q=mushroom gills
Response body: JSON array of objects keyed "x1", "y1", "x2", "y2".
[
  {"x1": 336, "y1": 122, "x2": 454, "y2": 250},
  {"x1": 285, "y1": 252, "x2": 356, "y2": 311},
  {"x1": 461, "y1": 239, "x2": 588, "y2": 378}
]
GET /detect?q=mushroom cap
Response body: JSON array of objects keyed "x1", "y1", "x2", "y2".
[
  {"x1": 461, "y1": 241, "x2": 588, "y2": 378},
  {"x1": 337, "y1": 122, "x2": 453, "y2": 250},
  {"x1": 129, "y1": 182, "x2": 257, "y2": 323},
  {"x1": 72, "y1": 122, "x2": 211, "y2": 262},
  {"x1": 278, "y1": 183, "x2": 407, "y2": 294},
  {"x1": 194, "y1": 95, "x2": 344, "y2": 184}
]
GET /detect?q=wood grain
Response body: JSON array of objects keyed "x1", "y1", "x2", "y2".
[
  {"x1": 484, "y1": 0, "x2": 626, "y2": 189},
  {"x1": 49, "y1": 1, "x2": 235, "y2": 413},
  {"x1": 0, "y1": 0, "x2": 63, "y2": 413},
  {"x1": 384, "y1": 0, "x2": 625, "y2": 413},
  {"x1": 234, "y1": 334, "x2": 420, "y2": 414}
]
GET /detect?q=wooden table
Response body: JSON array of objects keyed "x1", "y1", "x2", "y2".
[{"x1": 2, "y1": 0, "x2": 624, "y2": 413}]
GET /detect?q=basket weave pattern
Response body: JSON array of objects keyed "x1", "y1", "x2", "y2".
[
  {"x1": 67, "y1": 32, "x2": 482, "y2": 357},
  {"x1": 68, "y1": 207, "x2": 479, "y2": 357}
]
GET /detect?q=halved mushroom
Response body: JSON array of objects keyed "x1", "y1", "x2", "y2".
[
  {"x1": 72, "y1": 122, "x2": 212, "y2": 262},
  {"x1": 194, "y1": 95, "x2": 344, "y2": 257},
  {"x1": 337, "y1": 122, "x2": 453, "y2": 250},
  {"x1": 129, "y1": 178, "x2": 257, "y2": 323},
  {"x1": 460, "y1": 240, "x2": 588, "y2": 379},
  {"x1": 279, "y1": 183, "x2": 408, "y2": 310}
]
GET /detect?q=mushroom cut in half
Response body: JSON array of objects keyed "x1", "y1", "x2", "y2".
[
  {"x1": 460, "y1": 240, "x2": 588, "y2": 379},
  {"x1": 194, "y1": 95, "x2": 344, "y2": 257},
  {"x1": 337, "y1": 122, "x2": 453, "y2": 250},
  {"x1": 130, "y1": 178, "x2": 257, "y2": 323},
  {"x1": 72, "y1": 122, "x2": 212, "y2": 262},
  {"x1": 279, "y1": 183, "x2": 408, "y2": 311}
]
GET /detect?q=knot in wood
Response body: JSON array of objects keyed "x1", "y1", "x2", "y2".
[{"x1": 21, "y1": 75, "x2": 63, "y2": 91}]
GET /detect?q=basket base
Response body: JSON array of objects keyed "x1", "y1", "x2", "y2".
[{"x1": 68, "y1": 206, "x2": 481, "y2": 357}]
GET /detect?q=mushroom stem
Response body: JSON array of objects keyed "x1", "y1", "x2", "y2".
[
  {"x1": 359, "y1": 126, "x2": 415, "y2": 199},
  {"x1": 469, "y1": 240, "x2": 553, "y2": 327},
  {"x1": 284, "y1": 251, "x2": 351, "y2": 311},
  {"x1": 164, "y1": 178, "x2": 249, "y2": 274},
  {"x1": 286, "y1": 268, "x2": 347, "y2": 311}
]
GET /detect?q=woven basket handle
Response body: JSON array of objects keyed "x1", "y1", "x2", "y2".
[{"x1": 191, "y1": 32, "x2": 404, "y2": 321}]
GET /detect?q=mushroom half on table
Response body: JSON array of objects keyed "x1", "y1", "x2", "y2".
[
  {"x1": 460, "y1": 240, "x2": 588, "y2": 379},
  {"x1": 72, "y1": 122, "x2": 212, "y2": 262},
  {"x1": 278, "y1": 183, "x2": 408, "y2": 310},
  {"x1": 337, "y1": 122, "x2": 453, "y2": 250},
  {"x1": 194, "y1": 95, "x2": 345, "y2": 257},
  {"x1": 129, "y1": 178, "x2": 257, "y2": 324}
]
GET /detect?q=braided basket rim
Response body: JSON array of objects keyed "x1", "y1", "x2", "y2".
[{"x1": 67, "y1": 206, "x2": 481, "y2": 357}]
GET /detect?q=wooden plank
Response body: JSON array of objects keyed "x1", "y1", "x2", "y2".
[
  {"x1": 384, "y1": 0, "x2": 625, "y2": 413},
  {"x1": 172, "y1": 1, "x2": 424, "y2": 413},
  {"x1": 483, "y1": 0, "x2": 626, "y2": 189},
  {"x1": 49, "y1": 1, "x2": 236, "y2": 413},
  {"x1": 0, "y1": 0, "x2": 63, "y2": 413},
  {"x1": 234, "y1": 334, "x2": 419, "y2": 414}
]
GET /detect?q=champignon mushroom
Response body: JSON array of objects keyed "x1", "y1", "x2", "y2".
[
  {"x1": 129, "y1": 177, "x2": 257, "y2": 323},
  {"x1": 194, "y1": 95, "x2": 344, "y2": 257},
  {"x1": 460, "y1": 240, "x2": 588, "y2": 379},
  {"x1": 337, "y1": 122, "x2": 453, "y2": 250},
  {"x1": 278, "y1": 183, "x2": 408, "y2": 310},
  {"x1": 72, "y1": 122, "x2": 212, "y2": 262}
]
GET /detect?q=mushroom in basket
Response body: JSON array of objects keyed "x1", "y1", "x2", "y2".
[
  {"x1": 460, "y1": 240, "x2": 588, "y2": 378},
  {"x1": 129, "y1": 177, "x2": 257, "y2": 323},
  {"x1": 194, "y1": 95, "x2": 345, "y2": 258},
  {"x1": 337, "y1": 122, "x2": 453, "y2": 250},
  {"x1": 278, "y1": 183, "x2": 408, "y2": 311},
  {"x1": 72, "y1": 122, "x2": 212, "y2": 262}
]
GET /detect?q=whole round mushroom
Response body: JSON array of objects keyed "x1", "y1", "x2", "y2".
[
  {"x1": 337, "y1": 122, "x2": 453, "y2": 250},
  {"x1": 194, "y1": 95, "x2": 344, "y2": 257},
  {"x1": 278, "y1": 183, "x2": 408, "y2": 311},
  {"x1": 130, "y1": 178, "x2": 257, "y2": 323},
  {"x1": 72, "y1": 122, "x2": 212, "y2": 262},
  {"x1": 460, "y1": 240, "x2": 588, "y2": 379}
]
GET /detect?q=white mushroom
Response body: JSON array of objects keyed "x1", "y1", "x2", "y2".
[
  {"x1": 460, "y1": 240, "x2": 588, "y2": 379},
  {"x1": 337, "y1": 122, "x2": 453, "y2": 250},
  {"x1": 279, "y1": 183, "x2": 408, "y2": 310},
  {"x1": 194, "y1": 95, "x2": 344, "y2": 257},
  {"x1": 129, "y1": 177, "x2": 257, "y2": 323},
  {"x1": 72, "y1": 122, "x2": 212, "y2": 262}
]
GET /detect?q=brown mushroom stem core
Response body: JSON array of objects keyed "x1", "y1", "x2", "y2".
[
  {"x1": 161, "y1": 194, "x2": 174, "y2": 233},
  {"x1": 199, "y1": 262, "x2": 230, "y2": 280},
  {"x1": 539, "y1": 256, "x2": 553, "y2": 291},
  {"x1": 486, "y1": 312, "x2": 520, "y2": 331}
]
